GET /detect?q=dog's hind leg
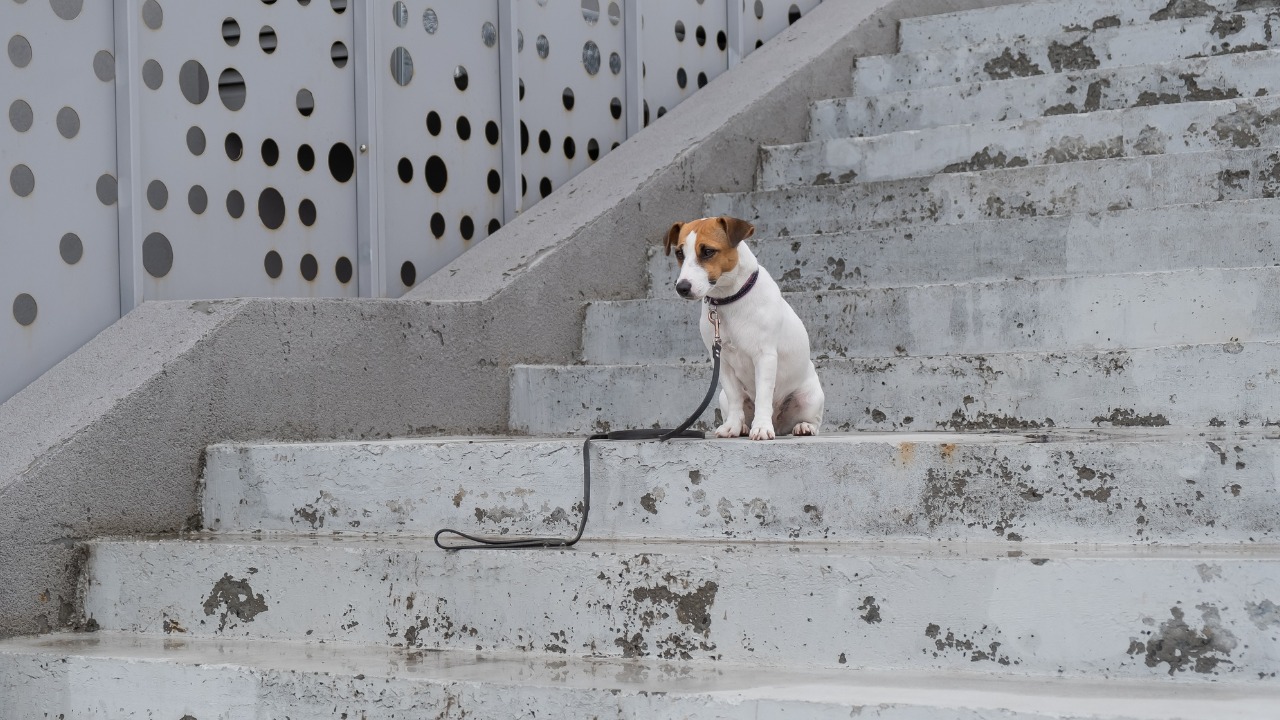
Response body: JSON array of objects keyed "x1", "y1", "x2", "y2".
[{"x1": 778, "y1": 375, "x2": 824, "y2": 436}]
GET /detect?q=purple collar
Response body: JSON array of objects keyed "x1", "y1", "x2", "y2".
[{"x1": 705, "y1": 270, "x2": 759, "y2": 307}]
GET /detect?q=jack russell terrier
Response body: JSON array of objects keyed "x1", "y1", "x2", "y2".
[{"x1": 664, "y1": 216, "x2": 825, "y2": 440}]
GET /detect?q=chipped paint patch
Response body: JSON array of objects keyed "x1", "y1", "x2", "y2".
[
  {"x1": 1131, "y1": 605, "x2": 1238, "y2": 675},
  {"x1": 202, "y1": 574, "x2": 268, "y2": 632}
]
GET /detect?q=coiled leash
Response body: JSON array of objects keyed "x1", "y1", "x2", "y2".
[{"x1": 434, "y1": 308, "x2": 723, "y2": 550}]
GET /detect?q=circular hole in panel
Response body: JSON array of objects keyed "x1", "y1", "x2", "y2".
[
  {"x1": 488, "y1": 218, "x2": 501, "y2": 234},
  {"x1": 390, "y1": 46, "x2": 414, "y2": 85},
  {"x1": 717, "y1": 30, "x2": 727, "y2": 51},
  {"x1": 8, "y1": 35, "x2": 32, "y2": 69},
  {"x1": 422, "y1": 7, "x2": 438, "y2": 33},
  {"x1": 60, "y1": 233, "x2": 83, "y2": 264},
  {"x1": 297, "y1": 143, "x2": 315, "y2": 171},
  {"x1": 485, "y1": 120, "x2": 499, "y2": 145},
  {"x1": 225, "y1": 132, "x2": 244, "y2": 161},
  {"x1": 188, "y1": 185, "x2": 208, "y2": 214},
  {"x1": 755, "y1": 39, "x2": 763, "y2": 48},
  {"x1": 460, "y1": 215, "x2": 475, "y2": 240},
  {"x1": 259, "y1": 26, "x2": 278, "y2": 54},
  {"x1": 486, "y1": 169, "x2": 500, "y2": 194},
  {"x1": 430, "y1": 212, "x2": 445, "y2": 238},
  {"x1": 425, "y1": 155, "x2": 447, "y2": 193},
  {"x1": 55, "y1": 106, "x2": 78, "y2": 138},
  {"x1": 611, "y1": 141, "x2": 619, "y2": 150},
  {"x1": 298, "y1": 0, "x2": 311, "y2": 5},
  {"x1": 261, "y1": 138, "x2": 279, "y2": 166},
  {"x1": 563, "y1": 136, "x2": 576, "y2": 159},
  {"x1": 142, "y1": 59, "x2": 163, "y2": 90},
  {"x1": 141, "y1": 0, "x2": 163, "y2": 30},
  {"x1": 335, "y1": 256, "x2": 353, "y2": 284},
  {"x1": 696, "y1": 25, "x2": 706, "y2": 46},
  {"x1": 789, "y1": 3, "x2": 801, "y2": 24},
  {"x1": 562, "y1": 87, "x2": 575, "y2": 110},
  {"x1": 296, "y1": 88, "x2": 314, "y2": 116},
  {"x1": 257, "y1": 185, "x2": 285, "y2": 228},
  {"x1": 587, "y1": 138, "x2": 600, "y2": 160},
  {"x1": 754, "y1": 0, "x2": 764, "y2": 19},
  {"x1": 538, "y1": 130, "x2": 550, "y2": 153},
  {"x1": 677, "y1": 67, "x2": 687, "y2": 89},
  {"x1": 581, "y1": 0, "x2": 599, "y2": 25},
  {"x1": 329, "y1": 143, "x2": 355, "y2": 182},
  {"x1": 674, "y1": 20, "x2": 685, "y2": 41},
  {"x1": 520, "y1": 121, "x2": 528, "y2": 153},
  {"x1": 263, "y1": 0, "x2": 277, "y2": 5},
  {"x1": 264, "y1": 250, "x2": 283, "y2": 279},
  {"x1": 519, "y1": 78, "x2": 525, "y2": 100},
  {"x1": 397, "y1": 157, "x2": 413, "y2": 183},
  {"x1": 331, "y1": 0, "x2": 347, "y2": 13},
  {"x1": 643, "y1": 100, "x2": 650, "y2": 126},
  {"x1": 521, "y1": 175, "x2": 527, "y2": 196},
  {"x1": 609, "y1": 51, "x2": 621, "y2": 75},
  {"x1": 400, "y1": 261, "x2": 416, "y2": 287},
  {"x1": 582, "y1": 40, "x2": 600, "y2": 75},
  {"x1": 187, "y1": 126, "x2": 206, "y2": 155},
  {"x1": 456, "y1": 115, "x2": 470, "y2": 140},
  {"x1": 658, "y1": 106, "x2": 667, "y2": 118},
  {"x1": 51, "y1": 0, "x2": 84, "y2": 21},
  {"x1": 142, "y1": 232, "x2": 173, "y2": 278},
  {"x1": 453, "y1": 65, "x2": 468, "y2": 91},
  {"x1": 610, "y1": 97, "x2": 621, "y2": 120},
  {"x1": 299, "y1": 198, "x2": 317, "y2": 226},
  {"x1": 12, "y1": 293, "x2": 37, "y2": 326},
  {"x1": 226, "y1": 190, "x2": 245, "y2": 219},
  {"x1": 93, "y1": 50, "x2": 115, "y2": 81},
  {"x1": 392, "y1": 1, "x2": 408, "y2": 27},
  {"x1": 518, "y1": 29, "x2": 524, "y2": 52},
  {"x1": 179, "y1": 60, "x2": 209, "y2": 104},
  {"x1": 11, "y1": 165, "x2": 34, "y2": 197},
  {"x1": 147, "y1": 179, "x2": 168, "y2": 210},
  {"x1": 536, "y1": 34, "x2": 549, "y2": 59},
  {"x1": 698, "y1": 71, "x2": 708, "y2": 88},
  {"x1": 301, "y1": 253, "x2": 319, "y2": 281},
  {"x1": 482, "y1": 21, "x2": 496, "y2": 47},
  {"x1": 222, "y1": 18, "x2": 241, "y2": 46},
  {"x1": 608, "y1": 2, "x2": 621, "y2": 25},
  {"x1": 426, "y1": 111, "x2": 441, "y2": 135},
  {"x1": 8, "y1": 99, "x2": 32, "y2": 132},
  {"x1": 331, "y1": 41, "x2": 349, "y2": 68},
  {"x1": 539, "y1": 177, "x2": 552, "y2": 198},
  {"x1": 218, "y1": 68, "x2": 246, "y2": 110}
]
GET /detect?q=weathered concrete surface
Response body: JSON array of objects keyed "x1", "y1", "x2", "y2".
[
  {"x1": 81, "y1": 537, "x2": 1280, "y2": 679},
  {"x1": 764, "y1": 95, "x2": 1280, "y2": 190},
  {"x1": 707, "y1": 148, "x2": 1280, "y2": 237},
  {"x1": 510, "y1": 341, "x2": 1280, "y2": 435},
  {"x1": 7, "y1": 634, "x2": 1278, "y2": 720},
  {"x1": 813, "y1": 50, "x2": 1280, "y2": 139},
  {"x1": 204, "y1": 431, "x2": 1280, "y2": 544},
  {"x1": 858, "y1": 6, "x2": 1280, "y2": 96},
  {"x1": 593, "y1": 266, "x2": 1280, "y2": 364},
  {"x1": 650, "y1": 199, "x2": 1280, "y2": 296},
  {"x1": 898, "y1": 0, "x2": 1277, "y2": 53}
]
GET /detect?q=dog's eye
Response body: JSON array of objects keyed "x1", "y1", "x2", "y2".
[
  {"x1": 699, "y1": 246, "x2": 717, "y2": 259},
  {"x1": 674, "y1": 249, "x2": 685, "y2": 261}
]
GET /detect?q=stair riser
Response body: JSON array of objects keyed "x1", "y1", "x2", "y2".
[
  {"x1": 813, "y1": 51, "x2": 1280, "y2": 140},
  {"x1": 590, "y1": 267, "x2": 1280, "y2": 364},
  {"x1": 83, "y1": 540, "x2": 1280, "y2": 679},
  {"x1": 206, "y1": 434, "x2": 1280, "y2": 544},
  {"x1": 898, "y1": 0, "x2": 1266, "y2": 54},
  {"x1": 707, "y1": 149, "x2": 1280, "y2": 238},
  {"x1": 650, "y1": 201, "x2": 1280, "y2": 297},
  {"x1": 857, "y1": 9, "x2": 1280, "y2": 96},
  {"x1": 510, "y1": 343, "x2": 1279, "y2": 435},
  {"x1": 763, "y1": 96, "x2": 1280, "y2": 190}
]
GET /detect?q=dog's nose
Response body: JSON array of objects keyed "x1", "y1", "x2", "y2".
[{"x1": 675, "y1": 280, "x2": 692, "y2": 298}]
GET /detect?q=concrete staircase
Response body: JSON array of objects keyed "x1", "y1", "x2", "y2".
[{"x1": 5, "y1": 0, "x2": 1280, "y2": 716}]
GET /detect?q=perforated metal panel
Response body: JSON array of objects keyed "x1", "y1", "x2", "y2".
[
  {"x1": 742, "y1": 0, "x2": 820, "y2": 57},
  {"x1": 2, "y1": 0, "x2": 119, "y2": 402},
  {"x1": 641, "y1": 0, "x2": 730, "y2": 123}
]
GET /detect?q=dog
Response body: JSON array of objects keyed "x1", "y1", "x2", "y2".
[{"x1": 664, "y1": 216, "x2": 824, "y2": 440}]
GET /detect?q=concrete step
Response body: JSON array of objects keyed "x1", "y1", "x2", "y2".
[
  {"x1": 205, "y1": 430, "x2": 1280, "y2": 544},
  {"x1": 707, "y1": 148, "x2": 1280, "y2": 238},
  {"x1": 81, "y1": 536, "x2": 1280, "y2": 679},
  {"x1": 591, "y1": 266, "x2": 1280, "y2": 364},
  {"x1": 857, "y1": 6, "x2": 1280, "y2": 97},
  {"x1": 761, "y1": 94, "x2": 1280, "y2": 190},
  {"x1": 6, "y1": 634, "x2": 1280, "y2": 720},
  {"x1": 812, "y1": 49, "x2": 1280, "y2": 140},
  {"x1": 649, "y1": 199, "x2": 1280, "y2": 297},
  {"x1": 897, "y1": 0, "x2": 1276, "y2": 54},
  {"x1": 509, "y1": 341, "x2": 1279, "y2": 435}
]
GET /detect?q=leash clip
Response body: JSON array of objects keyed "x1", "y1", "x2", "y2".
[{"x1": 708, "y1": 306, "x2": 721, "y2": 344}]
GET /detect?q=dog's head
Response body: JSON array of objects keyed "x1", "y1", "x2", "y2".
[{"x1": 663, "y1": 216, "x2": 755, "y2": 300}]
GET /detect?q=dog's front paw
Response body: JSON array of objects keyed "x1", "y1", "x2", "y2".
[
  {"x1": 749, "y1": 422, "x2": 776, "y2": 441},
  {"x1": 792, "y1": 422, "x2": 818, "y2": 436},
  {"x1": 715, "y1": 420, "x2": 747, "y2": 438}
]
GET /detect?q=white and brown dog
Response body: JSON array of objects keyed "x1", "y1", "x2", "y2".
[{"x1": 664, "y1": 216, "x2": 824, "y2": 440}]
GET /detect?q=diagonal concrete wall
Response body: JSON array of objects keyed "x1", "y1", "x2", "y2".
[{"x1": 0, "y1": 0, "x2": 1023, "y2": 639}]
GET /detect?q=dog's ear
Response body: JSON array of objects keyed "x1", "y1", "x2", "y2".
[
  {"x1": 719, "y1": 216, "x2": 755, "y2": 246},
  {"x1": 663, "y1": 222, "x2": 683, "y2": 256}
]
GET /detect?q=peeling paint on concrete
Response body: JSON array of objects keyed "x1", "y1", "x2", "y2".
[
  {"x1": 202, "y1": 574, "x2": 269, "y2": 632},
  {"x1": 1131, "y1": 605, "x2": 1238, "y2": 675},
  {"x1": 983, "y1": 48, "x2": 1046, "y2": 80}
]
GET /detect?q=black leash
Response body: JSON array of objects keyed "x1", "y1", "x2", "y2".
[{"x1": 434, "y1": 310, "x2": 724, "y2": 550}]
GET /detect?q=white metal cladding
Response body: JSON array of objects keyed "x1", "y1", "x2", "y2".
[{"x1": 1, "y1": 0, "x2": 821, "y2": 403}]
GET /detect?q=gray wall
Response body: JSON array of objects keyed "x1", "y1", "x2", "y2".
[{"x1": 0, "y1": 0, "x2": 1023, "y2": 639}]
